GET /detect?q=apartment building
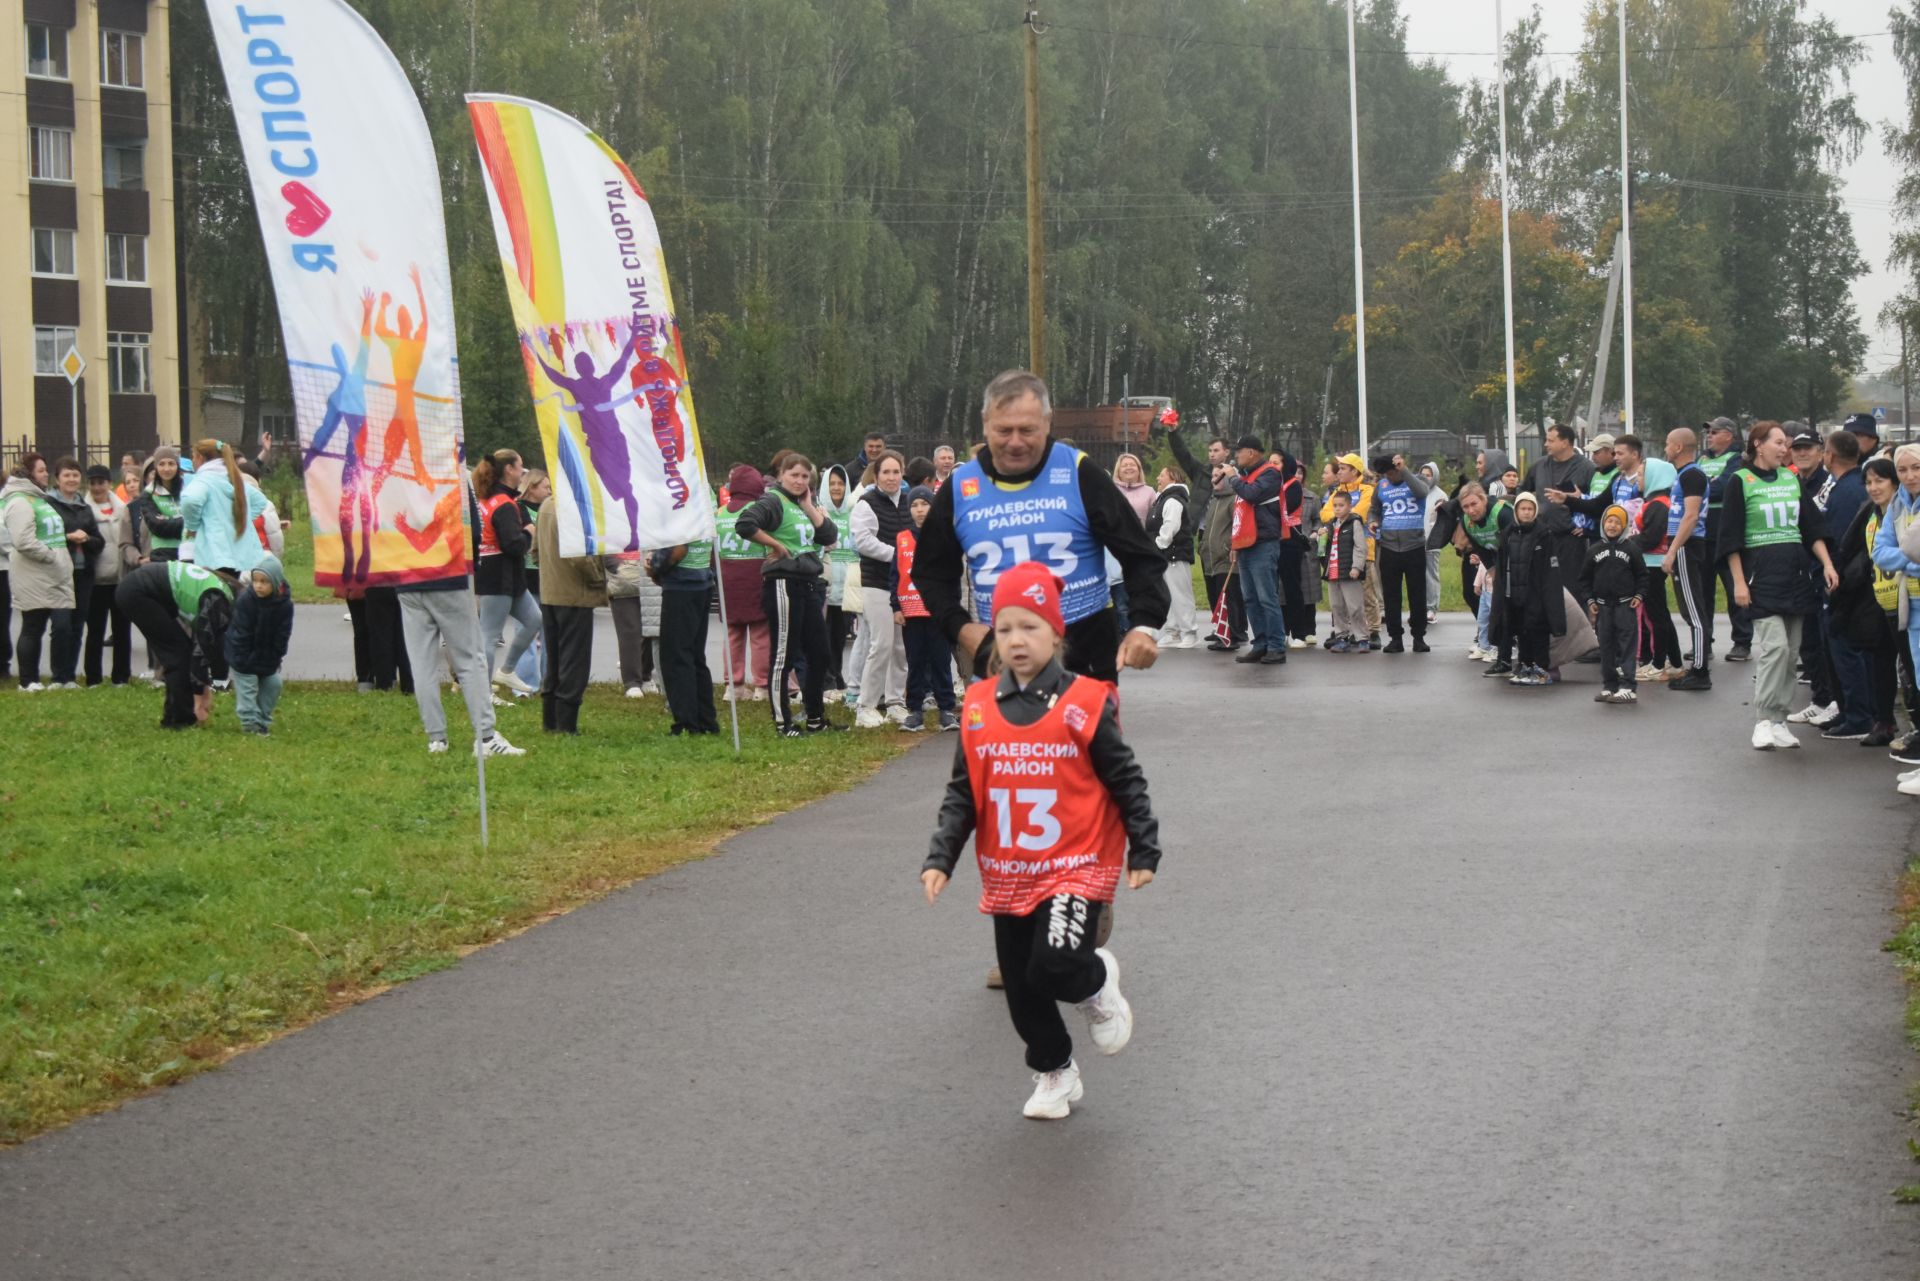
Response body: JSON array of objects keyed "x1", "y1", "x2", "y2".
[{"x1": 2, "y1": 0, "x2": 178, "y2": 466}]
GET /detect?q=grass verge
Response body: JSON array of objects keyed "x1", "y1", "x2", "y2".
[{"x1": 1, "y1": 682, "x2": 913, "y2": 1143}]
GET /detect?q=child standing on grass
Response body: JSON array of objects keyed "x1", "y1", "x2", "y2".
[
  {"x1": 891, "y1": 485, "x2": 957, "y2": 732},
  {"x1": 921, "y1": 561, "x2": 1162, "y2": 1120},
  {"x1": 1323, "y1": 489, "x2": 1370, "y2": 652},
  {"x1": 225, "y1": 551, "x2": 295, "y2": 735}
]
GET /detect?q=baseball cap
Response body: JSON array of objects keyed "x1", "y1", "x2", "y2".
[
  {"x1": 1338, "y1": 452, "x2": 1365, "y2": 472},
  {"x1": 1790, "y1": 431, "x2": 1821, "y2": 450},
  {"x1": 1704, "y1": 416, "x2": 1737, "y2": 436},
  {"x1": 1233, "y1": 434, "x2": 1263, "y2": 454},
  {"x1": 1587, "y1": 433, "x2": 1616, "y2": 453},
  {"x1": 990, "y1": 561, "x2": 1066, "y2": 636}
]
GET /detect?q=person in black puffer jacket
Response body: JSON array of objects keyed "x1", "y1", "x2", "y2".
[{"x1": 850, "y1": 449, "x2": 910, "y2": 726}]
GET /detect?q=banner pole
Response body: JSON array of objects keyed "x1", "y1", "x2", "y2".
[{"x1": 713, "y1": 516, "x2": 742, "y2": 754}]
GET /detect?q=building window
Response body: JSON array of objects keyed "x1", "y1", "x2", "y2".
[
  {"x1": 26, "y1": 23, "x2": 69, "y2": 79},
  {"x1": 207, "y1": 313, "x2": 237, "y2": 357},
  {"x1": 101, "y1": 30, "x2": 144, "y2": 89},
  {"x1": 260, "y1": 408, "x2": 294, "y2": 440},
  {"x1": 108, "y1": 333, "x2": 151, "y2": 394},
  {"x1": 103, "y1": 143, "x2": 144, "y2": 191},
  {"x1": 30, "y1": 127, "x2": 74, "y2": 183},
  {"x1": 32, "y1": 227, "x2": 77, "y2": 278},
  {"x1": 34, "y1": 326, "x2": 78, "y2": 376},
  {"x1": 105, "y1": 233, "x2": 147, "y2": 284}
]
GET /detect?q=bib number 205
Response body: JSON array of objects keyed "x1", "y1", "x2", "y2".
[
  {"x1": 966, "y1": 533, "x2": 1080, "y2": 588},
  {"x1": 988, "y1": 787, "x2": 1061, "y2": 851}
]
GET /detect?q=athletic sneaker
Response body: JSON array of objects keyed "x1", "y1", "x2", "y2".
[
  {"x1": 1427, "y1": 609, "x2": 1438, "y2": 625},
  {"x1": 1752, "y1": 722, "x2": 1775, "y2": 751},
  {"x1": 1787, "y1": 701, "x2": 1838, "y2": 726},
  {"x1": 885, "y1": 703, "x2": 908, "y2": 724},
  {"x1": 1079, "y1": 947, "x2": 1134, "y2": 1055},
  {"x1": 1322, "y1": 635, "x2": 1339, "y2": 650},
  {"x1": 624, "y1": 686, "x2": 644, "y2": 699},
  {"x1": 1348, "y1": 640, "x2": 1372, "y2": 654},
  {"x1": 1668, "y1": 670, "x2": 1712, "y2": 692},
  {"x1": 427, "y1": 739, "x2": 449, "y2": 754},
  {"x1": 496, "y1": 670, "x2": 537, "y2": 695},
  {"x1": 1634, "y1": 663, "x2": 1660, "y2": 682},
  {"x1": 476, "y1": 733, "x2": 526, "y2": 757},
  {"x1": 854, "y1": 708, "x2": 886, "y2": 729},
  {"x1": 843, "y1": 686, "x2": 861, "y2": 707},
  {"x1": 1617, "y1": 689, "x2": 1638, "y2": 704},
  {"x1": 1594, "y1": 689, "x2": 1615, "y2": 703},
  {"x1": 1329, "y1": 637, "x2": 1352, "y2": 654},
  {"x1": 1726, "y1": 644, "x2": 1751, "y2": 663},
  {"x1": 1469, "y1": 646, "x2": 1488, "y2": 660},
  {"x1": 1483, "y1": 661, "x2": 1513, "y2": 677},
  {"x1": 1023, "y1": 1059, "x2": 1084, "y2": 1120},
  {"x1": 1288, "y1": 637, "x2": 1309, "y2": 650},
  {"x1": 804, "y1": 718, "x2": 849, "y2": 734},
  {"x1": 1820, "y1": 723, "x2": 1871, "y2": 741},
  {"x1": 1382, "y1": 638, "x2": 1406, "y2": 654},
  {"x1": 901, "y1": 711, "x2": 925, "y2": 732},
  {"x1": 1892, "y1": 732, "x2": 1920, "y2": 764},
  {"x1": 938, "y1": 710, "x2": 960, "y2": 732},
  {"x1": 1770, "y1": 722, "x2": 1800, "y2": 749},
  {"x1": 1900, "y1": 767, "x2": 1920, "y2": 784},
  {"x1": 19, "y1": 682, "x2": 45, "y2": 692},
  {"x1": 1863, "y1": 726, "x2": 1897, "y2": 748},
  {"x1": 1898, "y1": 773, "x2": 1920, "y2": 797},
  {"x1": 985, "y1": 964, "x2": 1004, "y2": 990}
]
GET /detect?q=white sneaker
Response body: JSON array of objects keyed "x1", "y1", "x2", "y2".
[
  {"x1": 885, "y1": 703, "x2": 908, "y2": 724},
  {"x1": 1901, "y1": 767, "x2": 1920, "y2": 783},
  {"x1": 1467, "y1": 646, "x2": 1484, "y2": 660},
  {"x1": 1287, "y1": 637, "x2": 1308, "y2": 650},
  {"x1": 1079, "y1": 947, "x2": 1134, "y2": 1056},
  {"x1": 1021, "y1": 1059, "x2": 1084, "y2": 1120},
  {"x1": 476, "y1": 733, "x2": 526, "y2": 757},
  {"x1": 489, "y1": 693, "x2": 512, "y2": 708},
  {"x1": 1635, "y1": 663, "x2": 1660, "y2": 682},
  {"x1": 1752, "y1": 722, "x2": 1775, "y2": 751},
  {"x1": 642, "y1": 680, "x2": 662, "y2": 695},
  {"x1": 427, "y1": 739, "x2": 449, "y2": 754},
  {"x1": 1787, "y1": 701, "x2": 1836, "y2": 725},
  {"x1": 1899, "y1": 773, "x2": 1920, "y2": 796},
  {"x1": 854, "y1": 708, "x2": 886, "y2": 729},
  {"x1": 20, "y1": 682, "x2": 45, "y2": 692},
  {"x1": 1770, "y1": 722, "x2": 1800, "y2": 749},
  {"x1": 625, "y1": 686, "x2": 645, "y2": 699},
  {"x1": 496, "y1": 670, "x2": 537, "y2": 695},
  {"x1": 751, "y1": 687, "x2": 767, "y2": 702}
]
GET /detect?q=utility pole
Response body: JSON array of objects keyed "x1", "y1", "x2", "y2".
[
  {"x1": 1495, "y1": 0, "x2": 1519, "y2": 463},
  {"x1": 1904, "y1": 316, "x2": 1912, "y2": 443},
  {"x1": 1024, "y1": 4, "x2": 1046, "y2": 378},
  {"x1": 1616, "y1": 0, "x2": 1635, "y2": 436},
  {"x1": 1344, "y1": 0, "x2": 1370, "y2": 459}
]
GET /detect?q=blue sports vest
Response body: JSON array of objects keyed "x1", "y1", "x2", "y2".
[
  {"x1": 1378, "y1": 478, "x2": 1423, "y2": 534},
  {"x1": 951, "y1": 441, "x2": 1108, "y2": 624},
  {"x1": 1666, "y1": 463, "x2": 1702, "y2": 541}
]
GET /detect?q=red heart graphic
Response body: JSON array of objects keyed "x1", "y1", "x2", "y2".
[{"x1": 281, "y1": 180, "x2": 331, "y2": 238}]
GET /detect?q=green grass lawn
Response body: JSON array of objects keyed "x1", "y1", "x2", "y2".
[{"x1": 1, "y1": 684, "x2": 914, "y2": 1143}]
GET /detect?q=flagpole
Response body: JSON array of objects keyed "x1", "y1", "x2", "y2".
[
  {"x1": 1617, "y1": 0, "x2": 1635, "y2": 437},
  {"x1": 1345, "y1": 0, "x2": 1371, "y2": 461},
  {"x1": 713, "y1": 516, "x2": 742, "y2": 754},
  {"x1": 1495, "y1": 0, "x2": 1520, "y2": 462}
]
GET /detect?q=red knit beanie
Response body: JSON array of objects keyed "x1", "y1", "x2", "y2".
[{"x1": 991, "y1": 561, "x2": 1067, "y2": 636}]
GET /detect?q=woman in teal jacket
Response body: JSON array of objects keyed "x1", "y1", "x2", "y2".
[{"x1": 182, "y1": 439, "x2": 270, "y2": 575}]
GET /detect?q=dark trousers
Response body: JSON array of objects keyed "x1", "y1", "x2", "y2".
[
  {"x1": 1800, "y1": 598, "x2": 1835, "y2": 707},
  {"x1": 1642, "y1": 570, "x2": 1681, "y2": 670},
  {"x1": 1594, "y1": 600, "x2": 1638, "y2": 690},
  {"x1": 660, "y1": 587, "x2": 719, "y2": 734},
  {"x1": 1828, "y1": 629, "x2": 1877, "y2": 731},
  {"x1": 1204, "y1": 570, "x2": 1246, "y2": 643},
  {"x1": 50, "y1": 570, "x2": 91, "y2": 683},
  {"x1": 1279, "y1": 538, "x2": 1313, "y2": 639},
  {"x1": 16, "y1": 607, "x2": 76, "y2": 687},
  {"x1": 903, "y1": 615, "x2": 955, "y2": 714},
  {"x1": 993, "y1": 894, "x2": 1109, "y2": 1073},
  {"x1": 1378, "y1": 543, "x2": 1428, "y2": 640},
  {"x1": 0, "y1": 569, "x2": 10, "y2": 677},
  {"x1": 1868, "y1": 622, "x2": 1899, "y2": 727},
  {"x1": 1672, "y1": 543, "x2": 1712, "y2": 673},
  {"x1": 1461, "y1": 554, "x2": 1479, "y2": 620},
  {"x1": 1711, "y1": 547, "x2": 1754, "y2": 650},
  {"x1": 1514, "y1": 593, "x2": 1550, "y2": 668},
  {"x1": 826, "y1": 604, "x2": 853, "y2": 689},
  {"x1": 764, "y1": 575, "x2": 828, "y2": 731},
  {"x1": 540, "y1": 604, "x2": 595, "y2": 733},
  {"x1": 84, "y1": 579, "x2": 132, "y2": 685},
  {"x1": 120, "y1": 578, "x2": 196, "y2": 726},
  {"x1": 348, "y1": 590, "x2": 414, "y2": 692}
]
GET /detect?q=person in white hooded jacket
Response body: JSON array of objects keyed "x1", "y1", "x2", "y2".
[
  {"x1": 1420, "y1": 461, "x2": 1448, "y2": 624},
  {"x1": 2, "y1": 453, "x2": 78, "y2": 689}
]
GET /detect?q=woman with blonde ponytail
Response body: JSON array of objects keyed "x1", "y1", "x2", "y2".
[{"x1": 181, "y1": 438, "x2": 271, "y2": 575}]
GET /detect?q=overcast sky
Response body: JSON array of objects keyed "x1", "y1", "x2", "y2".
[{"x1": 1402, "y1": 0, "x2": 1908, "y2": 375}]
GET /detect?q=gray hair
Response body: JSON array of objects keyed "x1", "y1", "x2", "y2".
[{"x1": 981, "y1": 369, "x2": 1051, "y2": 420}]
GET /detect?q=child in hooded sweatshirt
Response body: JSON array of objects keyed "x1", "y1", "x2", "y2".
[
  {"x1": 1498, "y1": 493, "x2": 1566, "y2": 687},
  {"x1": 1577, "y1": 504, "x2": 1648, "y2": 703},
  {"x1": 891, "y1": 484, "x2": 957, "y2": 731},
  {"x1": 922, "y1": 561, "x2": 1162, "y2": 1121},
  {"x1": 225, "y1": 551, "x2": 295, "y2": 735},
  {"x1": 1322, "y1": 489, "x2": 1371, "y2": 652}
]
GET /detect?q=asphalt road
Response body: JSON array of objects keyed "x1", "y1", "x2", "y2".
[{"x1": 5, "y1": 614, "x2": 1918, "y2": 1279}]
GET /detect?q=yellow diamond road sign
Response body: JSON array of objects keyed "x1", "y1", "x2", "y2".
[{"x1": 59, "y1": 345, "x2": 84, "y2": 385}]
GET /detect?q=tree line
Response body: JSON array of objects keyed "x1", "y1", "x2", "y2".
[{"x1": 172, "y1": 0, "x2": 1875, "y2": 469}]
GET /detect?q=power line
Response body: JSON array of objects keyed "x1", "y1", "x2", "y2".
[{"x1": 1043, "y1": 20, "x2": 1890, "y2": 60}]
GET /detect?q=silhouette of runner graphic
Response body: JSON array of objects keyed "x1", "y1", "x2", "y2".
[
  {"x1": 306, "y1": 293, "x2": 378, "y2": 583},
  {"x1": 373, "y1": 265, "x2": 434, "y2": 502},
  {"x1": 531, "y1": 328, "x2": 642, "y2": 545}
]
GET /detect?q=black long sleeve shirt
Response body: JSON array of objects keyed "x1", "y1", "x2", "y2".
[{"x1": 923, "y1": 657, "x2": 1161, "y2": 879}]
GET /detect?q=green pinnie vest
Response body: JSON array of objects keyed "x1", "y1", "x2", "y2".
[
  {"x1": 717, "y1": 498, "x2": 760, "y2": 561},
  {"x1": 828, "y1": 504, "x2": 858, "y2": 563},
  {"x1": 167, "y1": 561, "x2": 233, "y2": 619},
  {"x1": 764, "y1": 490, "x2": 815, "y2": 557},
  {"x1": 681, "y1": 538, "x2": 713, "y2": 572},
  {"x1": 148, "y1": 490, "x2": 182, "y2": 551},
  {"x1": 1464, "y1": 499, "x2": 1507, "y2": 551},
  {"x1": 6, "y1": 489, "x2": 65, "y2": 550},
  {"x1": 1733, "y1": 467, "x2": 1802, "y2": 549}
]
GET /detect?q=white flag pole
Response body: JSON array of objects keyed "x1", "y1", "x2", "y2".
[
  {"x1": 1617, "y1": 0, "x2": 1636, "y2": 437},
  {"x1": 1495, "y1": 0, "x2": 1520, "y2": 462},
  {"x1": 1346, "y1": 0, "x2": 1371, "y2": 461},
  {"x1": 712, "y1": 515, "x2": 742, "y2": 754}
]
